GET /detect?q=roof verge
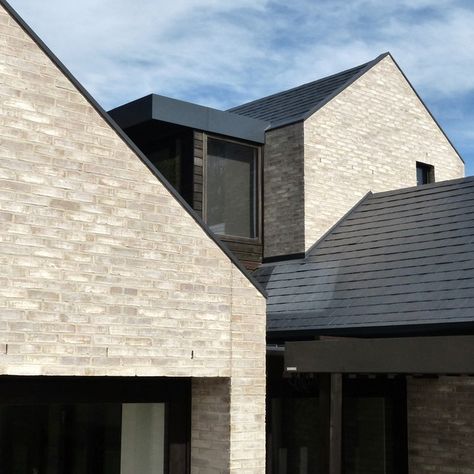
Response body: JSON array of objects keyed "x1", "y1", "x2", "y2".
[{"x1": 0, "y1": 0, "x2": 267, "y2": 297}]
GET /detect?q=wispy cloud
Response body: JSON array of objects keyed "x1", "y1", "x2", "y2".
[{"x1": 6, "y1": 0, "x2": 474, "y2": 172}]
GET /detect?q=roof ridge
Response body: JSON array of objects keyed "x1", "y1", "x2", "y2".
[
  {"x1": 228, "y1": 52, "x2": 390, "y2": 129},
  {"x1": 228, "y1": 60, "x2": 372, "y2": 112},
  {"x1": 0, "y1": 0, "x2": 267, "y2": 297},
  {"x1": 298, "y1": 52, "x2": 389, "y2": 123}
]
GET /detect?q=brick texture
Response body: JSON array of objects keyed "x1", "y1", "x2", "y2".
[
  {"x1": 191, "y1": 378, "x2": 231, "y2": 473},
  {"x1": 303, "y1": 56, "x2": 464, "y2": 251},
  {"x1": 0, "y1": 5, "x2": 266, "y2": 472},
  {"x1": 407, "y1": 376, "x2": 474, "y2": 474},
  {"x1": 263, "y1": 122, "x2": 305, "y2": 258},
  {"x1": 263, "y1": 56, "x2": 464, "y2": 258}
]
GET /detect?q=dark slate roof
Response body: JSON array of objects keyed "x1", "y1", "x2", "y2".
[
  {"x1": 109, "y1": 94, "x2": 268, "y2": 144},
  {"x1": 228, "y1": 53, "x2": 388, "y2": 129},
  {"x1": 0, "y1": 0, "x2": 266, "y2": 297},
  {"x1": 255, "y1": 176, "x2": 474, "y2": 335}
]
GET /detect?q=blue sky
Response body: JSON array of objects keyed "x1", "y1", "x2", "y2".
[{"x1": 7, "y1": 0, "x2": 474, "y2": 174}]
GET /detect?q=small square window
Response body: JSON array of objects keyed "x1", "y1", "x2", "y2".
[{"x1": 416, "y1": 162, "x2": 435, "y2": 186}]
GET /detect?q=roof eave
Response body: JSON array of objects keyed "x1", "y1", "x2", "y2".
[
  {"x1": 267, "y1": 320, "x2": 474, "y2": 340},
  {"x1": 109, "y1": 94, "x2": 269, "y2": 144}
]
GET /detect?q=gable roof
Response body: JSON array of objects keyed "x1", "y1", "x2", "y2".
[
  {"x1": 0, "y1": 0, "x2": 266, "y2": 297},
  {"x1": 228, "y1": 53, "x2": 389, "y2": 129},
  {"x1": 255, "y1": 176, "x2": 474, "y2": 336}
]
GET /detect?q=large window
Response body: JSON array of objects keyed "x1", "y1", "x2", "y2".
[
  {"x1": 0, "y1": 377, "x2": 190, "y2": 474},
  {"x1": 206, "y1": 137, "x2": 258, "y2": 239},
  {"x1": 0, "y1": 403, "x2": 165, "y2": 474},
  {"x1": 266, "y1": 355, "x2": 407, "y2": 474}
]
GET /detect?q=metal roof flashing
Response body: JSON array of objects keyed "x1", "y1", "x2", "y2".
[{"x1": 109, "y1": 94, "x2": 268, "y2": 144}]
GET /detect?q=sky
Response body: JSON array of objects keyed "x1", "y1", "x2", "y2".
[{"x1": 6, "y1": 0, "x2": 474, "y2": 175}]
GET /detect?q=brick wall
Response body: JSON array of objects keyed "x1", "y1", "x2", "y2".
[
  {"x1": 303, "y1": 55, "x2": 464, "y2": 250},
  {"x1": 263, "y1": 123, "x2": 305, "y2": 258},
  {"x1": 263, "y1": 56, "x2": 464, "y2": 258},
  {"x1": 0, "y1": 4, "x2": 266, "y2": 471},
  {"x1": 407, "y1": 376, "x2": 474, "y2": 474}
]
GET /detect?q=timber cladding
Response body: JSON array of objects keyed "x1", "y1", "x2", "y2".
[{"x1": 193, "y1": 131, "x2": 263, "y2": 271}]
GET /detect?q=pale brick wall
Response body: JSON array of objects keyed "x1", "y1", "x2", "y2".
[
  {"x1": 0, "y1": 4, "x2": 266, "y2": 471},
  {"x1": 263, "y1": 123, "x2": 305, "y2": 258},
  {"x1": 230, "y1": 266, "x2": 266, "y2": 473},
  {"x1": 303, "y1": 55, "x2": 464, "y2": 250},
  {"x1": 407, "y1": 376, "x2": 474, "y2": 474},
  {"x1": 191, "y1": 378, "x2": 231, "y2": 473}
]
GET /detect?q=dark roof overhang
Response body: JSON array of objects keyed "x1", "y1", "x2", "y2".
[
  {"x1": 285, "y1": 335, "x2": 474, "y2": 374},
  {"x1": 108, "y1": 94, "x2": 269, "y2": 144}
]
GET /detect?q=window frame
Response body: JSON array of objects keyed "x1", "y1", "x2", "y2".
[
  {"x1": 202, "y1": 133, "x2": 262, "y2": 243},
  {"x1": 416, "y1": 161, "x2": 435, "y2": 186}
]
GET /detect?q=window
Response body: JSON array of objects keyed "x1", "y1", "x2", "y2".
[
  {"x1": 0, "y1": 377, "x2": 190, "y2": 474},
  {"x1": 0, "y1": 403, "x2": 165, "y2": 474},
  {"x1": 416, "y1": 162, "x2": 435, "y2": 186},
  {"x1": 206, "y1": 137, "x2": 259, "y2": 239}
]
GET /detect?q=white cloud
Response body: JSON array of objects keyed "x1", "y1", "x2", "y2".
[
  {"x1": 5, "y1": 0, "x2": 474, "y2": 175},
  {"x1": 7, "y1": 0, "x2": 474, "y2": 109}
]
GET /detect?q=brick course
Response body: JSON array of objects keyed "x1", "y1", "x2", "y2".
[
  {"x1": 263, "y1": 123, "x2": 305, "y2": 258},
  {"x1": 303, "y1": 56, "x2": 464, "y2": 251},
  {"x1": 263, "y1": 56, "x2": 464, "y2": 258},
  {"x1": 0, "y1": 4, "x2": 265, "y2": 471},
  {"x1": 407, "y1": 376, "x2": 474, "y2": 474}
]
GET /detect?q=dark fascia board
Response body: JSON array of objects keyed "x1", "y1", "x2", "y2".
[
  {"x1": 284, "y1": 335, "x2": 474, "y2": 374},
  {"x1": 108, "y1": 94, "x2": 269, "y2": 144},
  {"x1": 261, "y1": 53, "x2": 390, "y2": 132},
  {"x1": 0, "y1": 0, "x2": 267, "y2": 298},
  {"x1": 107, "y1": 94, "x2": 154, "y2": 130},
  {"x1": 267, "y1": 318, "x2": 474, "y2": 340}
]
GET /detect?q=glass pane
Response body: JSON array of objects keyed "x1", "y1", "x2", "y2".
[
  {"x1": 343, "y1": 397, "x2": 386, "y2": 474},
  {"x1": 0, "y1": 404, "x2": 121, "y2": 474},
  {"x1": 207, "y1": 138, "x2": 257, "y2": 238},
  {"x1": 120, "y1": 404, "x2": 165, "y2": 474},
  {"x1": 148, "y1": 138, "x2": 182, "y2": 192},
  {"x1": 416, "y1": 165, "x2": 427, "y2": 185},
  {"x1": 270, "y1": 397, "x2": 320, "y2": 474},
  {"x1": 0, "y1": 403, "x2": 165, "y2": 474}
]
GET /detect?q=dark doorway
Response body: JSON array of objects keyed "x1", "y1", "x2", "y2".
[
  {"x1": 0, "y1": 376, "x2": 191, "y2": 474},
  {"x1": 267, "y1": 355, "x2": 407, "y2": 474}
]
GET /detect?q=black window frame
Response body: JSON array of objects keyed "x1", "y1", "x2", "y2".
[{"x1": 416, "y1": 161, "x2": 435, "y2": 186}]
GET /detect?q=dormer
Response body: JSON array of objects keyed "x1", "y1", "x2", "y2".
[{"x1": 109, "y1": 95, "x2": 268, "y2": 270}]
